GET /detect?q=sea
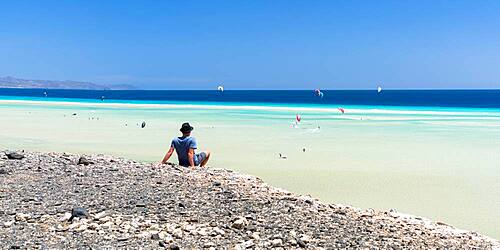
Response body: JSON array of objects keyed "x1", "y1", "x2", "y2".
[
  {"x1": 0, "y1": 88, "x2": 499, "y2": 238},
  {"x1": 1, "y1": 88, "x2": 500, "y2": 108}
]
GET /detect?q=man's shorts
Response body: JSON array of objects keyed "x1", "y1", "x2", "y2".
[{"x1": 195, "y1": 152, "x2": 207, "y2": 166}]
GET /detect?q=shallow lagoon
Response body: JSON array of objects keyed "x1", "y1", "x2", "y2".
[{"x1": 1, "y1": 99, "x2": 499, "y2": 238}]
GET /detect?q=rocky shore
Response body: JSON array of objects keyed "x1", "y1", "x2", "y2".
[{"x1": 1, "y1": 150, "x2": 498, "y2": 249}]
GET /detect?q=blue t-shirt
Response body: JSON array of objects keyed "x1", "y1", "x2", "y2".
[{"x1": 171, "y1": 136, "x2": 198, "y2": 166}]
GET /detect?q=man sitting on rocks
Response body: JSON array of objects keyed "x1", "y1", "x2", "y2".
[{"x1": 157, "y1": 122, "x2": 210, "y2": 168}]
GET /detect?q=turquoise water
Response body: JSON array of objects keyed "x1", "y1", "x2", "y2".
[{"x1": 0, "y1": 97, "x2": 499, "y2": 238}]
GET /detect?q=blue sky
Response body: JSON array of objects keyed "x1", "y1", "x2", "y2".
[{"x1": 1, "y1": 1, "x2": 499, "y2": 89}]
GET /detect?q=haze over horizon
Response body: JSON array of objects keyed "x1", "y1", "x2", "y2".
[{"x1": 1, "y1": 1, "x2": 500, "y2": 90}]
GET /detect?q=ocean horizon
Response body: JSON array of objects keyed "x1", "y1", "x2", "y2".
[{"x1": 2, "y1": 88, "x2": 500, "y2": 109}]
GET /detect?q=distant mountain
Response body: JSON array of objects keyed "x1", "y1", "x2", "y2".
[{"x1": 0, "y1": 76, "x2": 135, "y2": 90}]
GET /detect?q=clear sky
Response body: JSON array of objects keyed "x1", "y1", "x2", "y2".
[{"x1": 1, "y1": 1, "x2": 499, "y2": 89}]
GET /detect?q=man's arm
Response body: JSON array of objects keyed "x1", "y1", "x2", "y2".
[
  {"x1": 157, "y1": 146, "x2": 174, "y2": 167},
  {"x1": 188, "y1": 148, "x2": 195, "y2": 168}
]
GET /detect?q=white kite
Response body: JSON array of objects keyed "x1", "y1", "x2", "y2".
[
  {"x1": 217, "y1": 85, "x2": 224, "y2": 92},
  {"x1": 377, "y1": 86, "x2": 382, "y2": 93}
]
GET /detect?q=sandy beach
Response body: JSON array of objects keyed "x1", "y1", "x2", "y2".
[{"x1": 1, "y1": 150, "x2": 499, "y2": 249}]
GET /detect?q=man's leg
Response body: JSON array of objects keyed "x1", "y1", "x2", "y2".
[{"x1": 200, "y1": 150, "x2": 211, "y2": 167}]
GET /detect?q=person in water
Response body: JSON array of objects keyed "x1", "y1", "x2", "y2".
[{"x1": 157, "y1": 122, "x2": 211, "y2": 168}]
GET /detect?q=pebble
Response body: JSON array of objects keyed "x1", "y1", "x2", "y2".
[
  {"x1": 169, "y1": 244, "x2": 180, "y2": 250},
  {"x1": 0, "y1": 150, "x2": 497, "y2": 249},
  {"x1": 3, "y1": 221, "x2": 14, "y2": 227},
  {"x1": 59, "y1": 213, "x2": 72, "y2": 222},
  {"x1": 5, "y1": 152, "x2": 25, "y2": 160},
  {"x1": 272, "y1": 238, "x2": 283, "y2": 247},
  {"x1": 70, "y1": 208, "x2": 89, "y2": 221},
  {"x1": 77, "y1": 156, "x2": 93, "y2": 165},
  {"x1": 204, "y1": 242, "x2": 216, "y2": 248},
  {"x1": 172, "y1": 228, "x2": 183, "y2": 239},
  {"x1": 231, "y1": 217, "x2": 248, "y2": 230},
  {"x1": 15, "y1": 213, "x2": 31, "y2": 222}
]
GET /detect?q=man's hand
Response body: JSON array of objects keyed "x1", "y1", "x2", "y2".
[{"x1": 156, "y1": 146, "x2": 175, "y2": 169}]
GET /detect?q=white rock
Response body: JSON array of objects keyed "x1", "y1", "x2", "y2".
[
  {"x1": 101, "y1": 221, "x2": 113, "y2": 230},
  {"x1": 158, "y1": 231, "x2": 169, "y2": 240},
  {"x1": 197, "y1": 227, "x2": 208, "y2": 236},
  {"x1": 136, "y1": 231, "x2": 151, "y2": 238},
  {"x1": 231, "y1": 217, "x2": 248, "y2": 229},
  {"x1": 233, "y1": 244, "x2": 244, "y2": 250},
  {"x1": 243, "y1": 240, "x2": 255, "y2": 248},
  {"x1": 300, "y1": 234, "x2": 311, "y2": 243},
  {"x1": 165, "y1": 223, "x2": 176, "y2": 233},
  {"x1": 76, "y1": 224, "x2": 89, "y2": 232},
  {"x1": 213, "y1": 227, "x2": 225, "y2": 236},
  {"x1": 150, "y1": 223, "x2": 160, "y2": 231},
  {"x1": 3, "y1": 221, "x2": 14, "y2": 227},
  {"x1": 172, "y1": 228, "x2": 183, "y2": 239},
  {"x1": 68, "y1": 222, "x2": 81, "y2": 230},
  {"x1": 183, "y1": 224, "x2": 196, "y2": 232},
  {"x1": 271, "y1": 238, "x2": 283, "y2": 247},
  {"x1": 99, "y1": 216, "x2": 112, "y2": 223},
  {"x1": 93, "y1": 211, "x2": 106, "y2": 220},
  {"x1": 15, "y1": 213, "x2": 31, "y2": 222},
  {"x1": 75, "y1": 224, "x2": 89, "y2": 232},
  {"x1": 40, "y1": 215, "x2": 52, "y2": 222},
  {"x1": 204, "y1": 242, "x2": 216, "y2": 248},
  {"x1": 251, "y1": 232, "x2": 260, "y2": 240},
  {"x1": 163, "y1": 234, "x2": 174, "y2": 243}
]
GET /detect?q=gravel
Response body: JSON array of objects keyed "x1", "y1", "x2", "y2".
[{"x1": 1, "y1": 150, "x2": 498, "y2": 249}]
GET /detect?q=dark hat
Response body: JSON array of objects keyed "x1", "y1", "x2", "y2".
[{"x1": 180, "y1": 122, "x2": 194, "y2": 133}]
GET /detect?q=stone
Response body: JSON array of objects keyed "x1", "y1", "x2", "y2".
[
  {"x1": 0, "y1": 150, "x2": 497, "y2": 249},
  {"x1": 169, "y1": 244, "x2": 180, "y2": 250},
  {"x1": 299, "y1": 234, "x2": 311, "y2": 243},
  {"x1": 151, "y1": 233, "x2": 160, "y2": 240},
  {"x1": 101, "y1": 221, "x2": 113, "y2": 230},
  {"x1": 93, "y1": 211, "x2": 106, "y2": 220},
  {"x1": 213, "y1": 227, "x2": 225, "y2": 236},
  {"x1": 5, "y1": 152, "x2": 24, "y2": 160},
  {"x1": 172, "y1": 228, "x2": 183, "y2": 239},
  {"x1": 75, "y1": 224, "x2": 88, "y2": 232},
  {"x1": 117, "y1": 236, "x2": 129, "y2": 241},
  {"x1": 197, "y1": 227, "x2": 208, "y2": 236},
  {"x1": 69, "y1": 207, "x2": 89, "y2": 221},
  {"x1": 159, "y1": 241, "x2": 167, "y2": 248},
  {"x1": 3, "y1": 221, "x2": 14, "y2": 227},
  {"x1": 183, "y1": 224, "x2": 196, "y2": 232},
  {"x1": 15, "y1": 213, "x2": 31, "y2": 222},
  {"x1": 156, "y1": 231, "x2": 165, "y2": 239},
  {"x1": 271, "y1": 238, "x2": 283, "y2": 247},
  {"x1": 231, "y1": 217, "x2": 248, "y2": 230},
  {"x1": 251, "y1": 232, "x2": 260, "y2": 240},
  {"x1": 59, "y1": 212, "x2": 72, "y2": 222},
  {"x1": 242, "y1": 240, "x2": 255, "y2": 248},
  {"x1": 204, "y1": 242, "x2": 216, "y2": 248},
  {"x1": 297, "y1": 239, "x2": 307, "y2": 248},
  {"x1": 77, "y1": 156, "x2": 93, "y2": 165}
]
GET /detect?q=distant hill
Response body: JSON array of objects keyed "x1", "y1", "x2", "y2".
[{"x1": 0, "y1": 76, "x2": 135, "y2": 90}]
